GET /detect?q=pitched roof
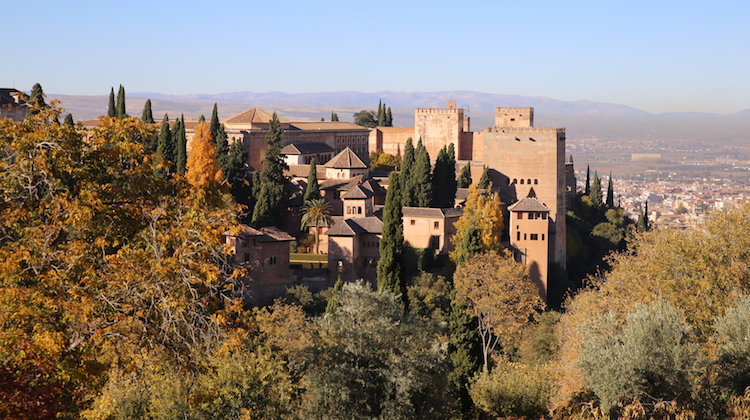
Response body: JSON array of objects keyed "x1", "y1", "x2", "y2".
[
  {"x1": 223, "y1": 225, "x2": 294, "y2": 242},
  {"x1": 325, "y1": 217, "x2": 382, "y2": 236},
  {"x1": 342, "y1": 185, "x2": 373, "y2": 199},
  {"x1": 289, "y1": 121, "x2": 369, "y2": 131},
  {"x1": 280, "y1": 142, "x2": 335, "y2": 155},
  {"x1": 320, "y1": 175, "x2": 364, "y2": 191},
  {"x1": 508, "y1": 197, "x2": 550, "y2": 212},
  {"x1": 402, "y1": 207, "x2": 464, "y2": 218},
  {"x1": 325, "y1": 147, "x2": 367, "y2": 169},
  {"x1": 224, "y1": 108, "x2": 289, "y2": 125}
]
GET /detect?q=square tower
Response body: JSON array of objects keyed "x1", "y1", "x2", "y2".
[
  {"x1": 414, "y1": 100, "x2": 465, "y2": 159},
  {"x1": 495, "y1": 107, "x2": 534, "y2": 127}
]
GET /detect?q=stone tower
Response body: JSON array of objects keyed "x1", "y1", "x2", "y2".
[{"x1": 414, "y1": 101, "x2": 465, "y2": 159}]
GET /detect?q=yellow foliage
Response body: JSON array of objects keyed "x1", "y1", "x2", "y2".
[
  {"x1": 187, "y1": 121, "x2": 223, "y2": 190},
  {"x1": 450, "y1": 184, "x2": 504, "y2": 263}
]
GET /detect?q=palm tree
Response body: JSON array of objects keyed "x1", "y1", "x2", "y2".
[{"x1": 300, "y1": 198, "x2": 334, "y2": 254}]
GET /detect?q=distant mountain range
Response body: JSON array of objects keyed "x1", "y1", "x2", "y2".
[{"x1": 48, "y1": 90, "x2": 750, "y2": 143}]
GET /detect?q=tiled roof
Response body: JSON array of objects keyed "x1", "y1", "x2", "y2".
[
  {"x1": 320, "y1": 175, "x2": 364, "y2": 191},
  {"x1": 360, "y1": 179, "x2": 386, "y2": 196},
  {"x1": 402, "y1": 207, "x2": 464, "y2": 218},
  {"x1": 280, "y1": 142, "x2": 335, "y2": 155},
  {"x1": 224, "y1": 108, "x2": 289, "y2": 125},
  {"x1": 342, "y1": 185, "x2": 373, "y2": 199},
  {"x1": 325, "y1": 217, "x2": 382, "y2": 236},
  {"x1": 289, "y1": 121, "x2": 369, "y2": 131},
  {"x1": 508, "y1": 197, "x2": 550, "y2": 212},
  {"x1": 325, "y1": 147, "x2": 367, "y2": 169},
  {"x1": 223, "y1": 225, "x2": 294, "y2": 242}
]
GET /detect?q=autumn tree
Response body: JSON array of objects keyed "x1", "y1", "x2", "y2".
[
  {"x1": 369, "y1": 150, "x2": 400, "y2": 171},
  {"x1": 186, "y1": 121, "x2": 222, "y2": 192},
  {"x1": 377, "y1": 171, "x2": 407, "y2": 309},
  {"x1": 454, "y1": 252, "x2": 544, "y2": 369},
  {"x1": 450, "y1": 184, "x2": 504, "y2": 264}
]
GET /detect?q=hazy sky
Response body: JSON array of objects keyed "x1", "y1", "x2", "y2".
[{"x1": 7, "y1": 0, "x2": 749, "y2": 114}]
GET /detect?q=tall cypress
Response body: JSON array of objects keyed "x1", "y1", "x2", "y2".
[
  {"x1": 377, "y1": 100, "x2": 384, "y2": 126},
  {"x1": 585, "y1": 165, "x2": 591, "y2": 195},
  {"x1": 226, "y1": 139, "x2": 250, "y2": 206},
  {"x1": 411, "y1": 139, "x2": 432, "y2": 207},
  {"x1": 478, "y1": 166, "x2": 491, "y2": 189},
  {"x1": 107, "y1": 87, "x2": 116, "y2": 118},
  {"x1": 251, "y1": 112, "x2": 288, "y2": 228},
  {"x1": 377, "y1": 171, "x2": 407, "y2": 310},
  {"x1": 303, "y1": 158, "x2": 320, "y2": 203},
  {"x1": 448, "y1": 293, "x2": 482, "y2": 414},
  {"x1": 116, "y1": 85, "x2": 127, "y2": 119},
  {"x1": 141, "y1": 99, "x2": 154, "y2": 123},
  {"x1": 331, "y1": 111, "x2": 339, "y2": 121},
  {"x1": 457, "y1": 162, "x2": 472, "y2": 188},
  {"x1": 155, "y1": 114, "x2": 172, "y2": 178},
  {"x1": 386, "y1": 107, "x2": 393, "y2": 127},
  {"x1": 400, "y1": 138, "x2": 415, "y2": 206},
  {"x1": 176, "y1": 115, "x2": 187, "y2": 175},
  {"x1": 209, "y1": 103, "x2": 220, "y2": 144},
  {"x1": 432, "y1": 145, "x2": 457, "y2": 208},
  {"x1": 26, "y1": 83, "x2": 47, "y2": 117},
  {"x1": 215, "y1": 124, "x2": 230, "y2": 174},
  {"x1": 590, "y1": 171, "x2": 603, "y2": 208},
  {"x1": 606, "y1": 171, "x2": 614, "y2": 208},
  {"x1": 63, "y1": 114, "x2": 74, "y2": 127}
]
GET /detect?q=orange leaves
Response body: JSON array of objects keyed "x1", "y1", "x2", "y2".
[{"x1": 187, "y1": 122, "x2": 222, "y2": 191}]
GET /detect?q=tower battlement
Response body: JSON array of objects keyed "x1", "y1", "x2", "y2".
[
  {"x1": 495, "y1": 107, "x2": 534, "y2": 127},
  {"x1": 486, "y1": 126, "x2": 564, "y2": 136},
  {"x1": 415, "y1": 108, "x2": 463, "y2": 115}
]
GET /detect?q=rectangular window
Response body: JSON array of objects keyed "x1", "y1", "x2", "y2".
[
  {"x1": 433, "y1": 221, "x2": 439, "y2": 229},
  {"x1": 542, "y1": 213, "x2": 548, "y2": 220},
  {"x1": 524, "y1": 233, "x2": 527, "y2": 240},
  {"x1": 410, "y1": 220, "x2": 415, "y2": 225},
  {"x1": 430, "y1": 235, "x2": 440, "y2": 250},
  {"x1": 358, "y1": 207, "x2": 362, "y2": 214},
  {"x1": 517, "y1": 212, "x2": 523, "y2": 220},
  {"x1": 269, "y1": 256, "x2": 277, "y2": 265},
  {"x1": 530, "y1": 234, "x2": 538, "y2": 240},
  {"x1": 346, "y1": 206, "x2": 351, "y2": 214},
  {"x1": 542, "y1": 234, "x2": 545, "y2": 240},
  {"x1": 516, "y1": 232, "x2": 520, "y2": 241}
]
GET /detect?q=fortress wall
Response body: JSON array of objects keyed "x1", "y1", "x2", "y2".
[
  {"x1": 415, "y1": 108, "x2": 464, "y2": 159},
  {"x1": 482, "y1": 127, "x2": 566, "y2": 264}
]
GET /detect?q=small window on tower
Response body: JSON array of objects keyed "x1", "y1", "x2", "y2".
[
  {"x1": 410, "y1": 219, "x2": 415, "y2": 225},
  {"x1": 517, "y1": 213, "x2": 523, "y2": 220},
  {"x1": 530, "y1": 234, "x2": 538, "y2": 240}
]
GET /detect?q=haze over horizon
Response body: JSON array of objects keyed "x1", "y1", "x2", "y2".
[{"x1": 6, "y1": 0, "x2": 749, "y2": 115}]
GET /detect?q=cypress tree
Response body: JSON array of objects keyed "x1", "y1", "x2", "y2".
[
  {"x1": 331, "y1": 111, "x2": 339, "y2": 121},
  {"x1": 432, "y1": 145, "x2": 457, "y2": 208},
  {"x1": 446, "y1": 143, "x2": 457, "y2": 204},
  {"x1": 155, "y1": 114, "x2": 172, "y2": 178},
  {"x1": 386, "y1": 107, "x2": 393, "y2": 126},
  {"x1": 377, "y1": 100, "x2": 384, "y2": 126},
  {"x1": 116, "y1": 85, "x2": 127, "y2": 119},
  {"x1": 644, "y1": 201, "x2": 650, "y2": 230},
  {"x1": 215, "y1": 124, "x2": 230, "y2": 175},
  {"x1": 590, "y1": 171, "x2": 603, "y2": 208},
  {"x1": 448, "y1": 293, "x2": 482, "y2": 413},
  {"x1": 141, "y1": 99, "x2": 154, "y2": 123},
  {"x1": 26, "y1": 83, "x2": 47, "y2": 117},
  {"x1": 411, "y1": 139, "x2": 432, "y2": 207},
  {"x1": 226, "y1": 140, "x2": 250, "y2": 205},
  {"x1": 209, "y1": 103, "x2": 221, "y2": 143},
  {"x1": 251, "y1": 112, "x2": 288, "y2": 228},
  {"x1": 251, "y1": 183, "x2": 274, "y2": 227},
  {"x1": 377, "y1": 171, "x2": 407, "y2": 310},
  {"x1": 107, "y1": 87, "x2": 116, "y2": 118},
  {"x1": 400, "y1": 138, "x2": 415, "y2": 206},
  {"x1": 478, "y1": 166, "x2": 491, "y2": 189},
  {"x1": 63, "y1": 114, "x2": 74, "y2": 127},
  {"x1": 303, "y1": 158, "x2": 320, "y2": 203},
  {"x1": 585, "y1": 164, "x2": 591, "y2": 195},
  {"x1": 176, "y1": 115, "x2": 188, "y2": 175},
  {"x1": 457, "y1": 162, "x2": 472, "y2": 188},
  {"x1": 606, "y1": 171, "x2": 614, "y2": 208}
]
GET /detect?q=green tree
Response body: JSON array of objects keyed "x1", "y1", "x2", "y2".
[
  {"x1": 579, "y1": 300, "x2": 701, "y2": 416},
  {"x1": 585, "y1": 164, "x2": 591, "y2": 195},
  {"x1": 107, "y1": 87, "x2": 116, "y2": 118},
  {"x1": 606, "y1": 171, "x2": 614, "y2": 207},
  {"x1": 411, "y1": 139, "x2": 432, "y2": 207},
  {"x1": 714, "y1": 294, "x2": 750, "y2": 395},
  {"x1": 63, "y1": 113, "x2": 74, "y2": 126},
  {"x1": 155, "y1": 114, "x2": 173, "y2": 177},
  {"x1": 251, "y1": 112, "x2": 288, "y2": 228},
  {"x1": 303, "y1": 158, "x2": 320, "y2": 203},
  {"x1": 432, "y1": 144, "x2": 457, "y2": 208},
  {"x1": 470, "y1": 359, "x2": 552, "y2": 419},
  {"x1": 377, "y1": 171, "x2": 407, "y2": 310},
  {"x1": 377, "y1": 100, "x2": 385, "y2": 126},
  {"x1": 175, "y1": 114, "x2": 187, "y2": 174},
  {"x1": 116, "y1": 84, "x2": 127, "y2": 119},
  {"x1": 590, "y1": 171, "x2": 603, "y2": 208},
  {"x1": 215, "y1": 125, "x2": 230, "y2": 174},
  {"x1": 478, "y1": 166, "x2": 491, "y2": 189},
  {"x1": 353, "y1": 110, "x2": 377, "y2": 128},
  {"x1": 386, "y1": 106, "x2": 393, "y2": 126},
  {"x1": 400, "y1": 137, "x2": 416, "y2": 205},
  {"x1": 301, "y1": 281, "x2": 448, "y2": 418},
  {"x1": 209, "y1": 103, "x2": 220, "y2": 143},
  {"x1": 26, "y1": 83, "x2": 47, "y2": 117},
  {"x1": 140, "y1": 99, "x2": 154, "y2": 124},
  {"x1": 448, "y1": 293, "x2": 482, "y2": 414},
  {"x1": 458, "y1": 162, "x2": 472, "y2": 188},
  {"x1": 225, "y1": 139, "x2": 250, "y2": 206},
  {"x1": 300, "y1": 198, "x2": 334, "y2": 255},
  {"x1": 331, "y1": 111, "x2": 339, "y2": 121}
]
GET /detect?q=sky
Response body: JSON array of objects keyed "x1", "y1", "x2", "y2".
[{"x1": 6, "y1": 0, "x2": 749, "y2": 114}]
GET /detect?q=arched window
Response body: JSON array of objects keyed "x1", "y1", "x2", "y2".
[
  {"x1": 527, "y1": 179, "x2": 531, "y2": 184},
  {"x1": 512, "y1": 179, "x2": 517, "y2": 184},
  {"x1": 520, "y1": 179, "x2": 525, "y2": 185},
  {"x1": 534, "y1": 179, "x2": 538, "y2": 185}
]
